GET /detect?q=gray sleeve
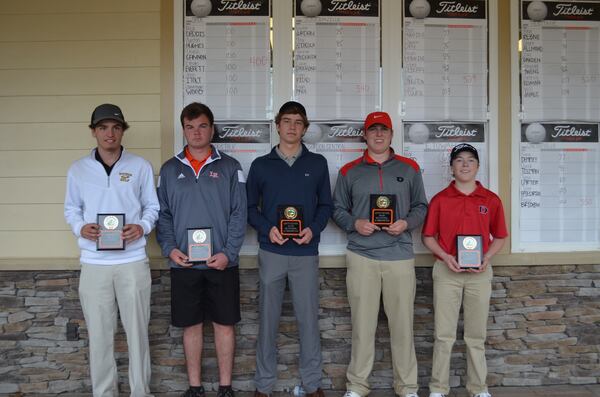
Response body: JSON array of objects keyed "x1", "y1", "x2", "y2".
[
  {"x1": 332, "y1": 171, "x2": 356, "y2": 232},
  {"x1": 222, "y1": 164, "x2": 247, "y2": 265},
  {"x1": 156, "y1": 165, "x2": 178, "y2": 258},
  {"x1": 405, "y1": 169, "x2": 428, "y2": 231}
]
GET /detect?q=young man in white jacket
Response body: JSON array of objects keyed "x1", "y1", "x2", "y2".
[{"x1": 64, "y1": 103, "x2": 159, "y2": 397}]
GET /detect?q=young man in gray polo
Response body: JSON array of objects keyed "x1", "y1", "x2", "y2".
[
  {"x1": 64, "y1": 103, "x2": 159, "y2": 396},
  {"x1": 246, "y1": 101, "x2": 333, "y2": 397},
  {"x1": 332, "y1": 111, "x2": 428, "y2": 397}
]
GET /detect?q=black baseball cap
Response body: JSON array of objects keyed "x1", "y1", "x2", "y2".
[
  {"x1": 450, "y1": 143, "x2": 479, "y2": 164},
  {"x1": 278, "y1": 101, "x2": 307, "y2": 116},
  {"x1": 90, "y1": 103, "x2": 129, "y2": 129}
]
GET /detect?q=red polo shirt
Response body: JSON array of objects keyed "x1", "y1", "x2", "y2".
[{"x1": 422, "y1": 181, "x2": 508, "y2": 258}]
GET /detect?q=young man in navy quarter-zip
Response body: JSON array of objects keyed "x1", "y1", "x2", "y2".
[
  {"x1": 156, "y1": 102, "x2": 247, "y2": 397},
  {"x1": 64, "y1": 103, "x2": 159, "y2": 397},
  {"x1": 332, "y1": 112, "x2": 428, "y2": 397},
  {"x1": 246, "y1": 101, "x2": 333, "y2": 397}
]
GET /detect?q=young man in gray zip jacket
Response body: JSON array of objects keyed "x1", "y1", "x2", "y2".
[
  {"x1": 332, "y1": 111, "x2": 428, "y2": 397},
  {"x1": 156, "y1": 102, "x2": 247, "y2": 397}
]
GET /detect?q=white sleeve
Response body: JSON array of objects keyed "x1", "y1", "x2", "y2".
[
  {"x1": 64, "y1": 166, "x2": 85, "y2": 237},
  {"x1": 138, "y1": 160, "x2": 160, "y2": 235}
]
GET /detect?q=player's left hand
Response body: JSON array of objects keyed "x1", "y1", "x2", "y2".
[
  {"x1": 207, "y1": 252, "x2": 229, "y2": 271},
  {"x1": 293, "y1": 227, "x2": 313, "y2": 245},
  {"x1": 470, "y1": 255, "x2": 491, "y2": 273},
  {"x1": 122, "y1": 224, "x2": 144, "y2": 243},
  {"x1": 382, "y1": 219, "x2": 408, "y2": 236}
]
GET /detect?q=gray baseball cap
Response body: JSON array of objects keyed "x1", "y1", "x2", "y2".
[{"x1": 90, "y1": 103, "x2": 128, "y2": 129}]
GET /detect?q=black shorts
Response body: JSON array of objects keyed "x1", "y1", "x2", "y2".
[{"x1": 170, "y1": 266, "x2": 241, "y2": 327}]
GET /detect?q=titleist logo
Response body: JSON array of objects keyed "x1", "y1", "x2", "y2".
[
  {"x1": 328, "y1": 0, "x2": 372, "y2": 12},
  {"x1": 217, "y1": 0, "x2": 262, "y2": 12},
  {"x1": 435, "y1": 125, "x2": 478, "y2": 138},
  {"x1": 218, "y1": 126, "x2": 263, "y2": 138},
  {"x1": 436, "y1": 1, "x2": 479, "y2": 14},
  {"x1": 553, "y1": 4, "x2": 594, "y2": 16},
  {"x1": 328, "y1": 125, "x2": 363, "y2": 137},
  {"x1": 552, "y1": 125, "x2": 592, "y2": 138}
]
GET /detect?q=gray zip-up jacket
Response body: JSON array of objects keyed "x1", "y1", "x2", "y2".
[
  {"x1": 156, "y1": 146, "x2": 247, "y2": 269},
  {"x1": 332, "y1": 149, "x2": 428, "y2": 260}
]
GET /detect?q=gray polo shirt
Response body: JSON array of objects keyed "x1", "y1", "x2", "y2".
[{"x1": 275, "y1": 145, "x2": 302, "y2": 167}]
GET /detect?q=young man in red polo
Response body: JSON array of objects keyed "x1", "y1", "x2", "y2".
[{"x1": 421, "y1": 144, "x2": 508, "y2": 397}]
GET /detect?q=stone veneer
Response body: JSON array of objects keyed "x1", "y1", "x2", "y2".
[{"x1": 0, "y1": 265, "x2": 599, "y2": 394}]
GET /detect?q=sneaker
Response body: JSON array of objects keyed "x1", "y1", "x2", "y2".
[
  {"x1": 217, "y1": 386, "x2": 235, "y2": 397},
  {"x1": 182, "y1": 386, "x2": 205, "y2": 397},
  {"x1": 254, "y1": 391, "x2": 270, "y2": 397},
  {"x1": 306, "y1": 388, "x2": 325, "y2": 397},
  {"x1": 429, "y1": 393, "x2": 447, "y2": 397},
  {"x1": 343, "y1": 391, "x2": 361, "y2": 397},
  {"x1": 404, "y1": 393, "x2": 419, "y2": 397},
  {"x1": 473, "y1": 393, "x2": 492, "y2": 397}
]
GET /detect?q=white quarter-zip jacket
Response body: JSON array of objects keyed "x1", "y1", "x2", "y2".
[{"x1": 64, "y1": 149, "x2": 160, "y2": 265}]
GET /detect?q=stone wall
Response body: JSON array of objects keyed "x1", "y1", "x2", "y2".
[{"x1": 0, "y1": 265, "x2": 599, "y2": 394}]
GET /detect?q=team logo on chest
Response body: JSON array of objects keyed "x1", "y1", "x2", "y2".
[
  {"x1": 209, "y1": 171, "x2": 219, "y2": 179},
  {"x1": 479, "y1": 205, "x2": 488, "y2": 214},
  {"x1": 119, "y1": 172, "x2": 132, "y2": 182}
]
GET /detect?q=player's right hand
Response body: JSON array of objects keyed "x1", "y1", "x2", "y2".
[
  {"x1": 354, "y1": 218, "x2": 380, "y2": 236},
  {"x1": 169, "y1": 248, "x2": 191, "y2": 267},
  {"x1": 81, "y1": 223, "x2": 100, "y2": 241}
]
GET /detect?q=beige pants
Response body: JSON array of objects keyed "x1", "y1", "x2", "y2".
[
  {"x1": 345, "y1": 250, "x2": 418, "y2": 396},
  {"x1": 79, "y1": 260, "x2": 153, "y2": 397},
  {"x1": 429, "y1": 260, "x2": 492, "y2": 395}
]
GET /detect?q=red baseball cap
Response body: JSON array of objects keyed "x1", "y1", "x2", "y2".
[{"x1": 364, "y1": 112, "x2": 392, "y2": 131}]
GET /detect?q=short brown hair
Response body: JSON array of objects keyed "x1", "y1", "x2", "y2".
[
  {"x1": 275, "y1": 101, "x2": 309, "y2": 128},
  {"x1": 180, "y1": 102, "x2": 214, "y2": 127}
]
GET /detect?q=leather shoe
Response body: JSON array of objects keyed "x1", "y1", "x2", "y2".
[
  {"x1": 306, "y1": 388, "x2": 325, "y2": 397},
  {"x1": 254, "y1": 390, "x2": 270, "y2": 397}
]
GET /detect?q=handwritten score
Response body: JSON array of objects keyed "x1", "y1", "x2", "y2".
[
  {"x1": 519, "y1": 122, "x2": 599, "y2": 250},
  {"x1": 403, "y1": 0, "x2": 488, "y2": 121},
  {"x1": 521, "y1": 0, "x2": 600, "y2": 121},
  {"x1": 294, "y1": 0, "x2": 380, "y2": 120},
  {"x1": 183, "y1": 0, "x2": 271, "y2": 120}
]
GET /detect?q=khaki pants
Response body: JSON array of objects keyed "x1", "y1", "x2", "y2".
[
  {"x1": 79, "y1": 260, "x2": 153, "y2": 397},
  {"x1": 429, "y1": 260, "x2": 492, "y2": 396},
  {"x1": 345, "y1": 250, "x2": 418, "y2": 396}
]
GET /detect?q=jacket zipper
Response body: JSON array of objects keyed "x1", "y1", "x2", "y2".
[{"x1": 378, "y1": 164, "x2": 384, "y2": 192}]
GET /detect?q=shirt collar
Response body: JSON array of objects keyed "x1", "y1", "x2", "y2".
[
  {"x1": 447, "y1": 180, "x2": 487, "y2": 197},
  {"x1": 94, "y1": 146, "x2": 123, "y2": 176},
  {"x1": 363, "y1": 147, "x2": 395, "y2": 165},
  {"x1": 176, "y1": 144, "x2": 221, "y2": 162},
  {"x1": 184, "y1": 145, "x2": 212, "y2": 165},
  {"x1": 275, "y1": 144, "x2": 302, "y2": 161}
]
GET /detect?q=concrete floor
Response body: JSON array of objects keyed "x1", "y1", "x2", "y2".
[
  {"x1": 240, "y1": 387, "x2": 600, "y2": 397},
  {"x1": 209, "y1": 385, "x2": 600, "y2": 397},
  {"x1": 9, "y1": 385, "x2": 600, "y2": 397}
]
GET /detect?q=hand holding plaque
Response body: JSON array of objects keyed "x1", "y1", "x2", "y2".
[
  {"x1": 370, "y1": 194, "x2": 396, "y2": 226},
  {"x1": 278, "y1": 205, "x2": 303, "y2": 238},
  {"x1": 187, "y1": 227, "x2": 213, "y2": 264},
  {"x1": 457, "y1": 235, "x2": 483, "y2": 269},
  {"x1": 97, "y1": 213, "x2": 125, "y2": 251}
]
